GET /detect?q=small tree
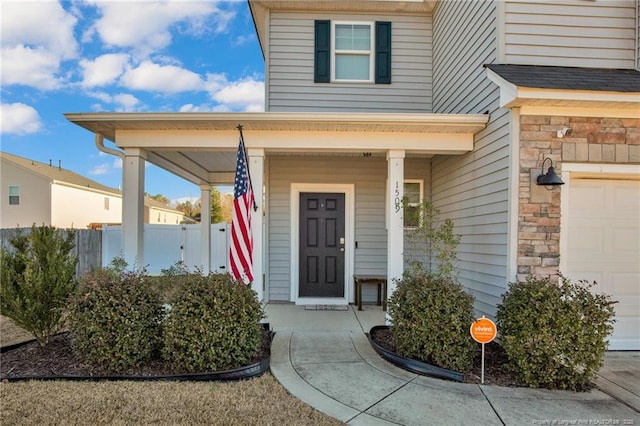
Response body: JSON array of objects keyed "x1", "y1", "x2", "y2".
[
  {"x1": 0, "y1": 225, "x2": 78, "y2": 346},
  {"x1": 404, "y1": 200, "x2": 461, "y2": 280}
]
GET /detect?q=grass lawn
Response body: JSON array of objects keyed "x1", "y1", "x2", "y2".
[{"x1": 0, "y1": 316, "x2": 344, "y2": 425}]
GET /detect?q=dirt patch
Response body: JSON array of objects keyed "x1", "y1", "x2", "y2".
[{"x1": 370, "y1": 327, "x2": 526, "y2": 387}]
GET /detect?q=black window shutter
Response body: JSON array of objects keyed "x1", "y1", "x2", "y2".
[
  {"x1": 314, "y1": 20, "x2": 331, "y2": 83},
  {"x1": 375, "y1": 21, "x2": 391, "y2": 84}
]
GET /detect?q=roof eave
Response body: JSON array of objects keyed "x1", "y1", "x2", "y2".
[
  {"x1": 485, "y1": 68, "x2": 640, "y2": 112},
  {"x1": 64, "y1": 112, "x2": 490, "y2": 143}
]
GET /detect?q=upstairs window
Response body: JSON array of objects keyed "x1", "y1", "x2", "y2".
[
  {"x1": 334, "y1": 22, "x2": 373, "y2": 81},
  {"x1": 104, "y1": 197, "x2": 110, "y2": 210},
  {"x1": 8, "y1": 186, "x2": 19, "y2": 205},
  {"x1": 315, "y1": 20, "x2": 391, "y2": 84}
]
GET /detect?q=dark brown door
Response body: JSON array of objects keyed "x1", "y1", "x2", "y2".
[{"x1": 299, "y1": 193, "x2": 345, "y2": 297}]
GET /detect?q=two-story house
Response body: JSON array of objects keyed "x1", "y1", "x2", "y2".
[
  {"x1": 66, "y1": 0, "x2": 639, "y2": 350},
  {"x1": 1, "y1": 152, "x2": 187, "y2": 229}
]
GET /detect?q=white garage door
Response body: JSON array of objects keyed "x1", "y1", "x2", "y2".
[{"x1": 565, "y1": 178, "x2": 640, "y2": 350}]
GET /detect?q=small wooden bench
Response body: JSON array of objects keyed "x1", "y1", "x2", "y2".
[{"x1": 353, "y1": 274, "x2": 387, "y2": 311}]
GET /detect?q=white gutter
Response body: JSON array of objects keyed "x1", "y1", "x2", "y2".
[{"x1": 95, "y1": 133, "x2": 124, "y2": 160}]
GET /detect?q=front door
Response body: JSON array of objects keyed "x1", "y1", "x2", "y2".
[{"x1": 299, "y1": 192, "x2": 345, "y2": 297}]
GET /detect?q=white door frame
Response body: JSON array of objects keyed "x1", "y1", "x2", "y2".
[{"x1": 290, "y1": 183, "x2": 355, "y2": 305}]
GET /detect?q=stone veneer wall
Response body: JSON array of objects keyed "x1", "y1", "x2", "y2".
[{"x1": 517, "y1": 116, "x2": 640, "y2": 282}]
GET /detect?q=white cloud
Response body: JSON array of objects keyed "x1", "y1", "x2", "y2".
[
  {"x1": 0, "y1": 2, "x2": 78, "y2": 89},
  {"x1": 88, "y1": 162, "x2": 110, "y2": 175},
  {"x1": 120, "y1": 61, "x2": 204, "y2": 93},
  {"x1": 113, "y1": 93, "x2": 141, "y2": 112},
  {"x1": 112, "y1": 157, "x2": 123, "y2": 169},
  {"x1": 0, "y1": 103, "x2": 42, "y2": 135},
  {"x1": 80, "y1": 53, "x2": 130, "y2": 88},
  {"x1": 87, "y1": 91, "x2": 143, "y2": 112},
  {"x1": 212, "y1": 77, "x2": 265, "y2": 112},
  {"x1": 1, "y1": 46, "x2": 63, "y2": 90},
  {"x1": 85, "y1": 1, "x2": 225, "y2": 56}
]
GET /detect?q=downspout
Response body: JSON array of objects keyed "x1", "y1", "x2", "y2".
[{"x1": 94, "y1": 133, "x2": 124, "y2": 161}]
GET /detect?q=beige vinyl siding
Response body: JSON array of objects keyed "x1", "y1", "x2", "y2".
[
  {"x1": 1, "y1": 160, "x2": 51, "y2": 228},
  {"x1": 504, "y1": 0, "x2": 636, "y2": 68},
  {"x1": 266, "y1": 155, "x2": 430, "y2": 301},
  {"x1": 432, "y1": 0, "x2": 509, "y2": 319},
  {"x1": 267, "y1": 11, "x2": 432, "y2": 113}
]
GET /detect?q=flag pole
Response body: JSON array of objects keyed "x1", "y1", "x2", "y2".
[{"x1": 236, "y1": 124, "x2": 258, "y2": 211}]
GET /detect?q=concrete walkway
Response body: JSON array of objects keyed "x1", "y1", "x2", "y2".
[{"x1": 265, "y1": 304, "x2": 640, "y2": 426}]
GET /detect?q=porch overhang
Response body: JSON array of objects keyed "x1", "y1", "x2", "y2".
[{"x1": 64, "y1": 112, "x2": 489, "y2": 186}]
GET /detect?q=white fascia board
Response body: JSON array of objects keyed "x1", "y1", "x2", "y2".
[
  {"x1": 116, "y1": 129, "x2": 475, "y2": 154},
  {"x1": 485, "y1": 68, "x2": 519, "y2": 108},
  {"x1": 51, "y1": 180, "x2": 120, "y2": 197},
  {"x1": 485, "y1": 68, "x2": 640, "y2": 109}
]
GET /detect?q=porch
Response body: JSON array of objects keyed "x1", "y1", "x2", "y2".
[{"x1": 64, "y1": 111, "x2": 489, "y2": 306}]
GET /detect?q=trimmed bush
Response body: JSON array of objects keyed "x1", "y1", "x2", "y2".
[
  {"x1": 496, "y1": 275, "x2": 616, "y2": 390},
  {"x1": 162, "y1": 273, "x2": 264, "y2": 373},
  {"x1": 388, "y1": 271, "x2": 476, "y2": 372},
  {"x1": 68, "y1": 261, "x2": 163, "y2": 371},
  {"x1": 0, "y1": 225, "x2": 77, "y2": 346}
]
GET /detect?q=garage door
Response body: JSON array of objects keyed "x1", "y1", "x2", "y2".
[{"x1": 565, "y1": 178, "x2": 640, "y2": 350}]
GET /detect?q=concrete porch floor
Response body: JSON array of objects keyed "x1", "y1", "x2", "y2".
[{"x1": 264, "y1": 303, "x2": 639, "y2": 425}]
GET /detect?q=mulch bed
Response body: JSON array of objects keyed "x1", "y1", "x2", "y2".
[
  {"x1": 0, "y1": 329, "x2": 271, "y2": 380},
  {"x1": 369, "y1": 327, "x2": 526, "y2": 387}
]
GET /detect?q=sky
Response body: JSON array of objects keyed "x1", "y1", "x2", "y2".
[{"x1": 1, "y1": 0, "x2": 264, "y2": 202}]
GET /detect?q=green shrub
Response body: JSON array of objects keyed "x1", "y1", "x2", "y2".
[
  {"x1": 0, "y1": 225, "x2": 77, "y2": 346},
  {"x1": 388, "y1": 271, "x2": 475, "y2": 372},
  {"x1": 162, "y1": 273, "x2": 264, "y2": 373},
  {"x1": 68, "y1": 260, "x2": 163, "y2": 371},
  {"x1": 496, "y1": 275, "x2": 616, "y2": 390}
]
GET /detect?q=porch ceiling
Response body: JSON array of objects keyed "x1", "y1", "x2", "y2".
[{"x1": 65, "y1": 111, "x2": 488, "y2": 186}]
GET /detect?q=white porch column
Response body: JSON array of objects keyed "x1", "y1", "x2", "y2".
[
  {"x1": 200, "y1": 184, "x2": 211, "y2": 274},
  {"x1": 122, "y1": 148, "x2": 145, "y2": 267},
  {"x1": 248, "y1": 148, "x2": 264, "y2": 302},
  {"x1": 387, "y1": 149, "x2": 405, "y2": 300}
]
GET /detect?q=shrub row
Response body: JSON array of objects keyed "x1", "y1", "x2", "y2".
[
  {"x1": 389, "y1": 271, "x2": 616, "y2": 390},
  {"x1": 68, "y1": 260, "x2": 264, "y2": 373}
]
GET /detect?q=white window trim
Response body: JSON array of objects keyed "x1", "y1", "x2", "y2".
[
  {"x1": 385, "y1": 179, "x2": 424, "y2": 229},
  {"x1": 331, "y1": 21, "x2": 375, "y2": 83},
  {"x1": 403, "y1": 179, "x2": 424, "y2": 229}
]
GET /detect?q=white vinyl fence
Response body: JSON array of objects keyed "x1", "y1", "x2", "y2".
[{"x1": 102, "y1": 223, "x2": 230, "y2": 275}]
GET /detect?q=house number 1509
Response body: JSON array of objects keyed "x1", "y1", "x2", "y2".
[{"x1": 394, "y1": 181, "x2": 401, "y2": 213}]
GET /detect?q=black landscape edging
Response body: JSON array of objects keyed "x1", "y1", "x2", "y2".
[
  {"x1": 367, "y1": 325, "x2": 464, "y2": 382},
  {"x1": 1, "y1": 326, "x2": 272, "y2": 383}
]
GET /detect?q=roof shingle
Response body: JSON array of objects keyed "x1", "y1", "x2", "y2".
[{"x1": 485, "y1": 64, "x2": 640, "y2": 93}]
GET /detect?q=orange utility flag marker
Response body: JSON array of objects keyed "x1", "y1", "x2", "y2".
[{"x1": 470, "y1": 316, "x2": 497, "y2": 344}]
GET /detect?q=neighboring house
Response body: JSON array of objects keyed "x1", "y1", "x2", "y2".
[
  {"x1": 65, "y1": 0, "x2": 639, "y2": 350},
  {"x1": 1, "y1": 152, "x2": 186, "y2": 229}
]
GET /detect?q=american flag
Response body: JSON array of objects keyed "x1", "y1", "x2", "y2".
[{"x1": 229, "y1": 133, "x2": 254, "y2": 284}]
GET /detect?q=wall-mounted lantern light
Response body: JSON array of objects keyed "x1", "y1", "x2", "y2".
[{"x1": 536, "y1": 158, "x2": 564, "y2": 187}]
